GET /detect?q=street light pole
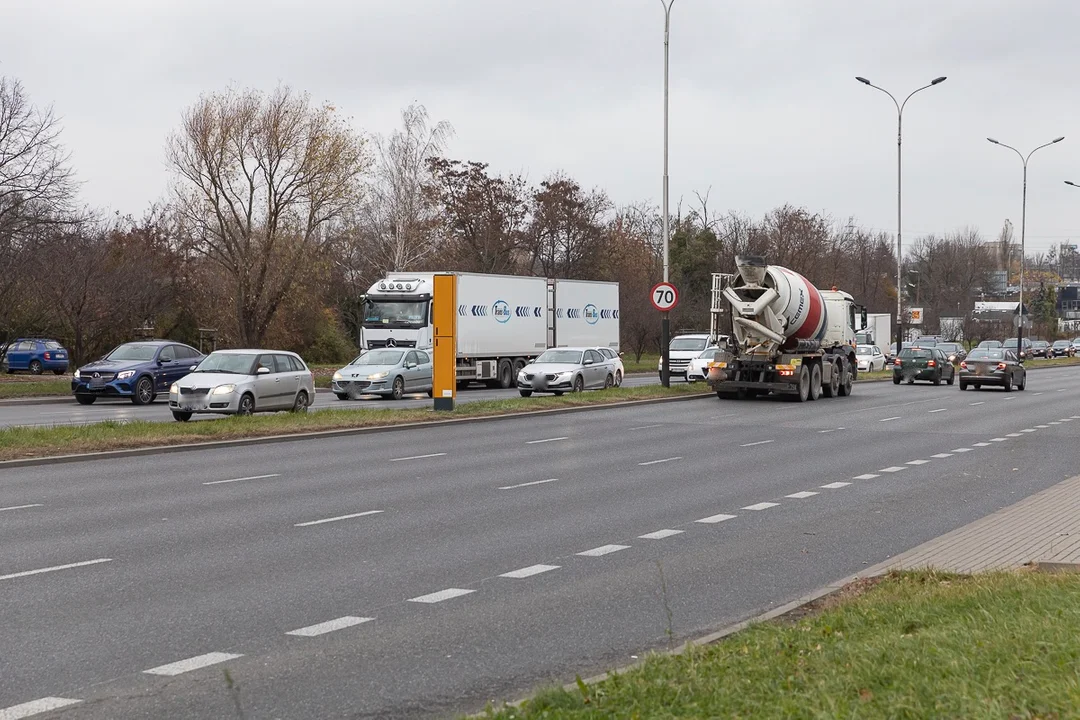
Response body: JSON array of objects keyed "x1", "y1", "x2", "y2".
[
  {"x1": 660, "y1": 0, "x2": 674, "y2": 387},
  {"x1": 987, "y1": 136, "x2": 1065, "y2": 356},
  {"x1": 855, "y1": 75, "x2": 946, "y2": 358}
]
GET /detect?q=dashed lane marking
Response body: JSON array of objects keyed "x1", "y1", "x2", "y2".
[
  {"x1": 853, "y1": 473, "x2": 879, "y2": 480},
  {"x1": 0, "y1": 697, "x2": 82, "y2": 719},
  {"x1": 629, "y1": 424, "x2": 664, "y2": 431},
  {"x1": 786, "y1": 491, "x2": 819, "y2": 499},
  {"x1": 498, "y1": 479, "x2": 557, "y2": 490},
  {"x1": 0, "y1": 504, "x2": 43, "y2": 513},
  {"x1": 990, "y1": 438, "x2": 1007, "y2": 442},
  {"x1": 389, "y1": 453, "x2": 447, "y2": 461},
  {"x1": 969, "y1": 401, "x2": 985, "y2": 406},
  {"x1": 880, "y1": 416, "x2": 901, "y2": 422},
  {"x1": 408, "y1": 588, "x2": 475, "y2": 604},
  {"x1": 294, "y1": 510, "x2": 383, "y2": 527},
  {"x1": 931, "y1": 453, "x2": 954, "y2": 458},
  {"x1": 638, "y1": 457, "x2": 682, "y2": 466},
  {"x1": 741, "y1": 440, "x2": 775, "y2": 447},
  {"x1": 696, "y1": 513, "x2": 737, "y2": 524},
  {"x1": 144, "y1": 652, "x2": 242, "y2": 676},
  {"x1": 0, "y1": 558, "x2": 112, "y2": 582},
  {"x1": 1020, "y1": 429, "x2": 1037, "y2": 433},
  {"x1": 639, "y1": 529, "x2": 684, "y2": 539},
  {"x1": 577, "y1": 544, "x2": 630, "y2": 557},
  {"x1": 928, "y1": 408, "x2": 947, "y2": 413},
  {"x1": 286, "y1": 616, "x2": 373, "y2": 637},
  {"x1": 951, "y1": 448, "x2": 974, "y2": 453},
  {"x1": 821, "y1": 482, "x2": 851, "y2": 489},
  {"x1": 203, "y1": 473, "x2": 280, "y2": 486},
  {"x1": 499, "y1": 564, "x2": 560, "y2": 579},
  {"x1": 906, "y1": 459, "x2": 929, "y2": 465},
  {"x1": 880, "y1": 467, "x2": 906, "y2": 473},
  {"x1": 742, "y1": 502, "x2": 779, "y2": 511},
  {"x1": 525, "y1": 437, "x2": 568, "y2": 445}
]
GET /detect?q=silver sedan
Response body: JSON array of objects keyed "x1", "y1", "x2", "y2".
[
  {"x1": 516, "y1": 347, "x2": 616, "y2": 397},
  {"x1": 332, "y1": 348, "x2": 433, "y2": 400}
]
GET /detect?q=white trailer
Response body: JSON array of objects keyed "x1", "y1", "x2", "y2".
[
  {"x1": 549, "y1": 279, "x2": 620, "y2": 351},
  {"x1": 856, "y1": 313, "x2": 892, "y2": 346}
]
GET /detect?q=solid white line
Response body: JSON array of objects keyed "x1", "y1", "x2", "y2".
[
  {"x1": 0, "y1": 697, "x2": 82, "y2": 719},
  {"x1": 853, "y1": 473, "x2": 879, "y2": 480},
  {"x1": 906, "y1": 459, "x2": 929, "y2": 465},
  {"x1": 577, "y1": 544, "x2": 629, "y2": 557},
  {"x1": 294, "y1": 510, "x2": 383, "y2": 527},
  {"x1": 0, "y1": 558, "x2": 112, "y2": 582},
  {"x1": 389, "y1": 452, "x2": 446, "y2": 461},
  {"x1": 499, "y1": 478, "x2": 557, "y2": 490},
  {"x1": 786, "y1": 491, "x2": 819, "y2": 499},
  {"x1": 203, "y1": 473, "x2": 280, "y2": 486},
  {"x1": 629, "y1": 424, "x2": 664, "y2": 431},
  {"x1": 742, "y1": 501, "x2": 779, "y2": 511},
  {"x1": 0, "y1": 504, "x2": 43, "y2": 513},
  {"x1": 741, "y1": 440, "x2": 775, "y2": 447},
  {"x1": 144, "y1": 652, "x2": 242, "y2": 676},
  {"x1": 696, "y1": 513, "x2": 737, "y2": 524},
  {"x1": 286, "y1": 616, "x2": 372, "y2": 637},
  {"x1": 969, "y1": 401, "x2": 985, "y2": 406},
  {"x1": 880, "y1": 416, "x2": 901, "y2": 422},
  {"x1": 952, "y1": 448, "x2": 973, "y2": 453},
  {"x1": 638, "y1": 457, "x2": 682, "y2": 466},
  {"x1": 525, "y1": 437, "x2": 568, "y2": 445},
  {"x1": 500, "y1": 564, "x2": 560, "y2": 579},
  {"x1": 821, "y1": 482, "x2": 851, "y2": 489},
  {"x1": 973, "y1": 442, "x2": 991, "y2": 447},
  {"x1": 408, "y1": 588, "x2": 475, "y2": 603},
  {"x1": 639, "y1": 529, "x2": 684, "y2": 539},
  {"x1": 928, "y1": 408, "x2": 947, "y2": 414},
  {"x1": 880, "y1": 466, "x2": 906, "y2": 473}
]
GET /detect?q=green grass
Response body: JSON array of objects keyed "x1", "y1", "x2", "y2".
[
  {"x1": 622, "y1": 353, "x2": 659, "y2": 374},
  {"x1": 0, "y1": 379, "x2": 71, "y2": 398},
  {"x1": 0, "y1": 384, "x2": 708, "y2": 461},
  {"x1": 478, "y1": 569, "x2": 1080, "y2": 720}
]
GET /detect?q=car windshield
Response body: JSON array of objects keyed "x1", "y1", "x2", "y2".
[
  {"x1": 697, "y1": 347, "x2": 719, "y2": 359},
  {"x1": 978, "y1": 341, "x2": 1001, "y2": 348},
  {"x1": 363, "y1": 300, "x2": 427, "y2": 327},
  {"x1": 193, "y1": 353, "x2": 258, "y2": 374},
  {"x1": 856, "y1": 345, "x2": 874, "y2": 355},
  {"x1": 670, "y1": 338, "x2": 708, "y2": 351},
  {"x1": 1054, "y1": 341, "x2": 1070, "y2": 347},
  {"x1": 105, "y1": 344, "x2": 159, "y2": 362},
  {"x1": 1002, "y1": 339, "x2": 1024, "y2": 348},
  {"x1": 349, "y1": 350, "x2": 404, "y2": 366},
  {"x1": 967, "y1": 349, "x2": 1004, "y2": 360},
  {"x1": 899, "y1": 349, "x2": 932, "y2": 359},
  {"x1": 535, "y1": 350, "x2": 584, "y2": 364}
]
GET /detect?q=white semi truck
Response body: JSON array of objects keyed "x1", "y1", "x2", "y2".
[
  {"x1": 360, "y1": 272, "x2": 620, "y2": 388},
  {"x1": 706, "y1": 256, "x2": 865, "y2": 401},
  {"x1": 855, "y1": 313, "x2": 892, "y2": 346}
]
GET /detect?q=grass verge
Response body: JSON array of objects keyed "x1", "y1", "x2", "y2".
[
  {"x1": 0, "y1": 384, "x2": 708, "y2": 461},
  {"x1": 0, "y1": 379, "x2": 70, "y2": 398},
  {"x1": 479, "y1": 569, "x2": 1080, "y2": 720}
]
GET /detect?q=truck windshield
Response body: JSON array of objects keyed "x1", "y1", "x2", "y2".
[
  {"x1": 364, "y1": 299, "x2": 428, "y2": 328},
  {"x1": 670, "y1": 338, "x2": 707, "y2": 351}
]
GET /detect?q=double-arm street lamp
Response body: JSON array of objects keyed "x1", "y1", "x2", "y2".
[{"x1": 987, "y1": 136, "x2": 1065, "y2": 354}]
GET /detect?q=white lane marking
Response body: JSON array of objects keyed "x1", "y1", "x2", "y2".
[
  {"x1": 1066, "y1": 418, "x2": 1077, "y2": 422},
  {"x1": 1049, "y1": 421, "x2": 1062, "y2": 425},
  {"x1": 498, "y1": 478, "x2": 557, "y2": 490},
  {"x1": 973, "y1": 442, "x2": 991, "y2": 447},
  {"x1": 696, "y1": 513, "x2": 737, "y2": 524},
  {"x1": 969, "y1": 401, "x2": 985, "y2": 406},
  {"x1": 1033, "y1": 392, "x2": 1044, "y2": 396},
  {"x1": 880, "y1": 416, "x2": 901, "y2": 422},
  {"x1": 629, "y1": 424, "x2": 664, "y2": 431},
  {"x1": 818, "y1": 427, "x2": 846, "y2": 433},
  {"x1": 786, "y1": 491, "x2": 819, "y2": 499},
  {"x1": 294, "y1": 510, "x2": 383, "y2": 527},
  {"x1": 639, "y1": 529, "x2": 684, "y2": 539},
  {"x1": 0, "y1": 558, "x2": 112, "y2": 582},
  {"x1": 577, "y1": 544, "x2": 629, "y2": 557},
  {"x1": 638, "y1": 457, "x2": 682, "y2": 466},
  {"x1": 1006, "y1": 433, "x2": 1022, "y2": 437},
  {"x1": 742, "y1": 501, "x2": 779, "y2": 511},
  {"x1": 880, "y1": 466, "x2": 907, "y2": 473},
  {"x1": 990, "y1": 438, "x2": 1007, "y2": 442},
  {"x1": 853, "y1": 474, "x2": 880, "y2": 480},
  {"x1": 389, "y1": 452, "x2": 447, "y2": 461},
  {"x1": 203, "y1": 473, "x2": 280, "y2": 486},
  {"x1": 1035, "y1": 425, "x2": 1049, "y2": 429},
  {"x1": 952, "y1": 448, "x2": 973, "y2": 453},
  {"x1": 1004, "y1": 396, "x2": 1016, "y2": 401},
  {"x1": 906, "y1": 459, "x2": 929, "y2": 465},
  {"x1": 1074, "y1": 416, "x2": 1080, "y2": 419},
  {"x1": 928, "y1": 408, "x2": 947, "y2": 414},
  {"x1": 286, "y1": 616, "x2": 372, "y2": 637},
  {"x1": 0, "y1": 697, "x2": 82, "y2": 719},
  {"x1": 408, "y1": 588, "x2": 475, "y2": 603},
  {"x1": 1059, "y1": 389, "x2": 1066, "y2": 392},
  {"x1": 741, "y1": 440, "x2": 775, "y2": 447},
  {"x1": 144, "y1": 652, "x2": 242, "y2": 676},
  {"x1": 525, "y1": 437, "x2": 568, "y2": 445},
  {"x1": 821, "y1": 482, "x2": 851, "y2": 489},
  {"x1": 500, "y1": 564, "x2": 560, "y2": 579},
  {"x1": 931, "y1": 453, "x2": 954, "y2": 458},
  {"x1": 0, "y1": 504, "x2": 43, "y2": 513},
  {"x1": 1020, "y1": 429, "x2": 1036, "y2": 433}
]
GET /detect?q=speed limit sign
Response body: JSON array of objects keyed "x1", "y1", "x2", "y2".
[{"x1": 650, "y1": 282, "x2": 679, "y2": 312}]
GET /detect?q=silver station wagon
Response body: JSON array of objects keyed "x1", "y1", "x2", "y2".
[{"x1": 169, "y1": 349, "x2": 314, "y2": 421}]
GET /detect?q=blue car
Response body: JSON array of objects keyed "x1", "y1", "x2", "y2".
[
  {"x1": 72, "y1": 340, "x2": 204, "y2": 405},
  {"x1": 2, "y1": 338, "x2": 70, "y2": 375}
]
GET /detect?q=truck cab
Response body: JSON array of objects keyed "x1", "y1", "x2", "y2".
[{"x1": 359, "y1": 274, "x2": 436, "y2": 351}]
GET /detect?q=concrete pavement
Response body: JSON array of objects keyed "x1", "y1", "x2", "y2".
[{"x1": 1, "y1": 364, "x2": 1078, "y2": 718}]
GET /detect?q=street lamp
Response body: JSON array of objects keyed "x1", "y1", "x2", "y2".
[
  {"x1": 659, "y1": 0, "x2": 675, "y2": 387},
  {"x1": 987, "y1": 136, "x2": 1065, "y2": 355},
  {"x1": 855, "y1": 75, "x2": 947, "y2": 356}
]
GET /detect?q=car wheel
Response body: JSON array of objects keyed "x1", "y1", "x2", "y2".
[
  {"x1": 946, "y1": 369, "x2": 955, "y2": 386},
  {"x1": 75, "y1": 394, "x2": 96, "y2": 405},
  {"x1": 893, "y1": 375, "x2": 901, "y2": 385},
  {"x1": 132, "y1": 376, "x2": 155, "y2": 405},
  {"x1": 29, "y1": 360, "x2": 43, "y2": 375},
  {"x1": 237, "y1": 393, "x2": 255, "y2": 416},
  {"x1": 959, "y1": 381, "x2": 968, "y2": 391},
  {"x1": 334, "y1": 392, "x2": 349, "y2": 401},
  {"x1": 615, "y1": 370, "x2": 623, "y2": 387},
  {"x1": 172, "y1": 411, "x2": 192, "y2": 422},
  {"x1": 933, "y1": 372, "x2": 941, "y2": 386},
  {"x1": 1017, "y1": 373, "x2": 1026, "y2": 391},
  {"x1": 391, "y1": 376, "x2": 405, "y2": 400},
  {"x1": 291, "y1": 390, "x2": 309, "y2": 413},
  {"x1": 519, "y1": 390, "x2": 533, "y2": 398},
  {"x1": 604, "y1": 374, "x2": 614, "y2": 390},
  {"x1": 1004, "y1": 376, "x2": 1013, "y2": 392},
  {"x1": 572, "y1": 375, "x2": 585, "y2": 393}
]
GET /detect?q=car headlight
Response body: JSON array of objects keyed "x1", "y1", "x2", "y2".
[
  {"x1": 169, "y1": 383, "x2": 178, "y2": 394},
  {"x1": 332, "y1": 371, "x2": 342, "y2": 381},
  {"x1": 211, "y1": 384, "x2": 236, "y2": 395},
  {"x1": 367, "y1": 371, "x2": 388, "y2": 380},
  {"x1": 556, "y1": 371, "x2": 573, "y2": 381},
  {"x1": 73, "y1": 369, "x2": 80, "y2": 379},
  {"x1": 117, "y1": 370, "x2": 135, "y2": 380}
]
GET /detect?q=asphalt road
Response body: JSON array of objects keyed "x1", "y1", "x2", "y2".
[
  {"x1": 2, "y1": 365, "x2": 1079, "y2": 719},
  {"x1": 0, "y1": 375, "x2": 660, "y2": 429}
]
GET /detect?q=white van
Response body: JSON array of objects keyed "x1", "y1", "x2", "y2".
[{"x1": 659, "y1": 333, "x2": 714, "y2": 380}]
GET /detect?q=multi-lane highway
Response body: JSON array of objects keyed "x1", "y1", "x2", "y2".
[{"x1": 1, "y1": 365, "x2": 1078, "y2": 719}]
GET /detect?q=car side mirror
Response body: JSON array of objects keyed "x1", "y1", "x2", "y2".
[
  {"x1": 157, "y1": 359, "x2": 164, "y2": 366},
  {"x1": 404, "y1": 362, "x2": 414, "y2": 369},
  {"x1": 583, "y1": 359, "x2": 594, "y2": 366},
  {"x1": 189, "y1": 365, "x2": 197, "y2": 371},
  {"x1": 257, "y1": 366, "x2": 271, "y2": 375},
  {"x1": 618, "y1": 351, "x2": 624, "y2": 357}
]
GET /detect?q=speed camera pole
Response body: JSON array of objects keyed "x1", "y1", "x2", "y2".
[{"x1": 660, "y1": 0, "x2": 674, "y2": 388}]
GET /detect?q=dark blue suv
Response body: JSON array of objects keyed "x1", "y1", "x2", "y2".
[
  {"x1": 72, "y1": 340, "x2": 204, "y2": 405},
  {"x1": 2, "y1": 338, "x2": 70, "y2": 375}
]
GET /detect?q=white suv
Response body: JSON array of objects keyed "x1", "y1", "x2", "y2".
[{"x1": 659, "y1": 334, "x2": 713, "y2": 380}]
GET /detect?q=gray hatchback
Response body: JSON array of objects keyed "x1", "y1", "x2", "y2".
[{"x1": 169, "y1": 349, "x2": 315, "y2": 421}]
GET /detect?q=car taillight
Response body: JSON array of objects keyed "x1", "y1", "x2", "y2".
[
  {"x1": 927, "y1": 360, "x2": 936, "y2": 367},
  {"x1": 960, "y1": 361, "x2": 967, "y2": 369},
  {"x1": 43, "y1": 352, "x2": 51, "y2": 360},
  {"x1": 997, "y1": 362, "x2": 1007, "y2": 370},
  {"x1": 894, "y1": 358, "x2": 901, "y2": 365}
]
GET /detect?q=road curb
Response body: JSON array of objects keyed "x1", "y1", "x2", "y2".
[{"x1": 0, "y1": 392, "x2": 713, "y2": 469}]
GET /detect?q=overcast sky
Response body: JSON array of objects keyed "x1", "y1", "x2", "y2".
[{"x1": 2, "y1": 0, "x2": 1079, "y2": 254}]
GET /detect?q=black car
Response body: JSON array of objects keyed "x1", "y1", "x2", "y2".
[
  {"x1": 1030, "y1": 340, "x2": 1052, "y2": 358},
  {"x1": 958, "y1": 348, "x2": 1026, "y2": 392},
  {"x1": 71, "y1": 340, "x2": 203, "y2": 405},
  {"x1": 892, "y1": 347, "x2": 956, "y2": 386},
  {"x1": 936, "y1": 342, "x2": 966, "y2": 364},
  {"x1": 1051, "y1": 340, "x2": 1075, "y2": 358}
]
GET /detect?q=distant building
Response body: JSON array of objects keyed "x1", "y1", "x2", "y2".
[
  {"x1": 972, "y1": 301, "x2": 1027, "y2": 323},
  {"x1": 1057, "y1": 283, "x2": 1080, "y2": 322}
]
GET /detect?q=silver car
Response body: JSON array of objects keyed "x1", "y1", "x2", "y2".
[
  {"x1": 169, "y1": 349, "x2": 314, "y2": 421},
  {"x1": 517, "y1": 347, "x2": 616, "y2": 397},
  {"x1": 332, "y1": 348, "x2": 433, "y2": 400}
]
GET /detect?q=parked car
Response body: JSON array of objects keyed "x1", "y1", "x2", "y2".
[
  {"x1": 855, "y1": 344, "x2": 887, "y2": 372},
  {"x1": 976, "y1": 340, "x2": 1003, "y2": 350},
  {"x1": 589, "y1": 347, "x2": 625, "y2": 386},
  {"x1": 885, "y1": 343, "x2": 897, "y2": 364},
  {"x1": 936, "y1": 342, "x2": 966, "y2": 364},
  {"x1": 1072, "y1": 338, "x2": 1080, "y2": 354},
  {"x1": 892, "y1": 347, "x2": 956, "y2": 386},
  {"x1": 1002, "y1": 337, "x2": 1034, "y2": 358},
  {"x1": 958, "y1": 348, "x2": 1026, "y2": 392},
  {"x1": 686, "y1": 346, "x2": 720, "y2": 382},
  {"x1": 169, "y1": 349, "x2": 314, "y2": 420},
  {"x1": 72, "y1": 340, "x2": 203, "y2": 405},
  {"x1": 331, "y1": 348, "x2": 433, "y2": 400},
  {"x1": 1030, "y1": 340, "x2": 1052, "y2": 358},
  {"x1": 2, "y1": 337, "x2": 69, "y2": 375},
  {"x1": 518, "y1": 347, "x2": 617, "y2": 396},
  {"x1": 1051, "y1": 340, "x2": 1076, "y2": 357}
]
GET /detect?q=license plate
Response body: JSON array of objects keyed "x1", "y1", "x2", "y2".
[
  {"x1": 90, "y1": 379, "x2": 105, "y2": 388},
  {"x1": 56, "y1": 354, "x2": 66, "y2": 359},
  {"x1": 180, "y1": 403, "x2": 202, "y2": 412}
]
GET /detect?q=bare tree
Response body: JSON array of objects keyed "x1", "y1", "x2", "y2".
[
  {"x1": 167, "y1": 85, "x2": 370, "y2": 346},
  {"x1": 526, "y1": 173, "x2": 611, "y2": 278}
]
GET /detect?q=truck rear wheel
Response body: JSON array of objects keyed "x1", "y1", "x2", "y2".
[
  {"x1": 837, "y1": 358, "x2": 853, "y2": 397},
  {"x1": 496, "y1": 359, "x2": 513, "y2": 389},
  {"x1": 808, "y1": 363, "x2": 822, "y2": 401},
  {"x1": 822, "y1": 360, "x2": 840, "y2": 397},
  {"x1": 795, "y1": 366, "x2": 810, "y2": 402}
]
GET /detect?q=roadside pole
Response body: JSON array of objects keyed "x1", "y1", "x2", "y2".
[{"x1": 432, "y1": 274, "x2": 456, "y2": 411}]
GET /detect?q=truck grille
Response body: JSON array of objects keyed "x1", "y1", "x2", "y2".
[{"x1": 367, "y1": 339, "x2": 416, "y2": 349}]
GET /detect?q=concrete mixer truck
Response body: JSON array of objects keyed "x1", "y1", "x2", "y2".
[{"x1": 706, "y1": 256, "x2": 866, "y2": 401}]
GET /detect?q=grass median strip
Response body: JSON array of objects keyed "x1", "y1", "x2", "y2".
[
  {"x1": 0, "y1": 384, "x2": 708, "y2": 461},
  {"x1": 0, "y1": 378, "x2": 71, "y2": 398},
  {"x1": 479, "y1": 569, "x2": 1080, "y2": 720}
]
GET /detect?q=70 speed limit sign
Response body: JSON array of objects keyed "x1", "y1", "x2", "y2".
[{"x1": 650, "y1": 282, "x2": 679, "y2": 311}]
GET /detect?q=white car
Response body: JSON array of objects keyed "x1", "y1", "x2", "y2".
[
  {"x1": 592, "y1": 347, "x2": 625, "y2": 386},
  {"x1": 685, "y1": 347, "x2": 719, "y2": 382},
  {"x1": 855, "y1": 344, "x2": 886, "y2": 372}
]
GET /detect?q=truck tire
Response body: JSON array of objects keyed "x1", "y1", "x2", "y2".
[
  {"x1": 808, "y1": 363, "x2": 822, "y2": 401},
  {"x1": 496, "y1": 359, "x2": 513, "y2": 389},
  {"x1": 822, "y1": 359, "x2": 840, "y2": 397},
  {"x1": 795, "y1": 366, "x2": 810, "y2": 402},
  {"x1": 837, "y1": 358, "x2": 853, "y2": 397}
]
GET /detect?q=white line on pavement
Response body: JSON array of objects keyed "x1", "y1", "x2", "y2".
[
  {"x1": 638, "y1": 457, "x2": 682, "y2": 466},
  {"x1": 1059, "y1": 389, "x2": 1066, "y2": 392},
  {"x1": 294, "y1": 510, "x2": 383, "y2": 527},
  {"x1": 1004, "y1": 396, "x2": 1016, "y2": 401},
  {"x1": 500, "y1": 564, "x2": 560, "y2": 579},
  {"x1": 389, "y1": 452, "x2": 447, "y2": 461},
  {"x1": 0, "y1": 558, "x2": 112, "y2": 582},
  {"x1": 741, "y1": 440, "x2": 775, "y2": 447},
  {"x1": 629, "y1": 424, "x2": 664, "y2": 431},
  {"x1": 1033, "y1": 392, "x2": 1044, "y2": 396},
  {"x1": 969, "y1": 401, "x2": 985, "y2": 406},
  {"x1": 990, "y1": 438, "x2": 1007, "y2": 442},
  {"x1": 408, "y1": 588, "x2": 475, "y2": 604},
  {"x1": 880, "y1": 416, "x2": 901, "y2": 422},
  {"x1": 951, "y1": 448, "x2": 973, "y2": 453},
  {"x1": 931, "y1": 453, "x2": 954, "y2": 458},
  {"x1": 203, "y1": 473, "x2": 280, "y2": 486},
  {"x1": 880, "y1": 467, "x2": 906, "y2": 473},
  {"x1": 0, "y1": 697, "x2": 82, "y2": 719},
  {"x1": 525, "y1": 437, "x2": 568, "y2": 445},
  {"x1": 639, "y1": 529, "x2": 684, "y2": 539},
  {"x1": 973, "y1": 442, "x2": 991, "y2": 447},
  {"x1": 786, "y1": 491, "x2": 819, "y2": 499},
  {"x1": 498, "y1": 478, "x2": 557, "y2": 490},
  {"x1": 695, "y1": 513, "x2": 737, "y2": 524},
  {"x1": 742, "y1": 502, "x2": 779, "y2": 511},
  {"x1": 818, "y1": 427, "x2": 846, "y2": 433},
  {"x1": 577, "y1": 544, "x2": 629, "y2": 557},
  {"x1": 144, "y1": 652, "x2": 242, "y2": 676},
  {"x1": 1006, "y1": 433, "x2": 1022, "y2": 437},
  {"x1": 1021, "y1": 429, "x2": 1037, "y2": 433},
  {"x1": 928, "y1": 408, "x2": 947, "y2": 413},
  {"x1": 287, "y1": 616, "x2": 373, "y2": 637},
  {"x1": 906, "y1": 459, "x2": 929, "y2": 465},
  {"x1": 821, "y1": 482, "x2": 851, "y2": 489},
  {"x1": 1050, "y1": 421, "x2": 1062, "y2": 425},
  {"x1": 853, "y1": 473, "x2": 880, "y2": 480},
  {"x1": 1035, "y1": 425, "x2": 1049, "y2": 429},
  {"x1": 0, "y1": 504, "x2": 43, "y2": 513}
]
